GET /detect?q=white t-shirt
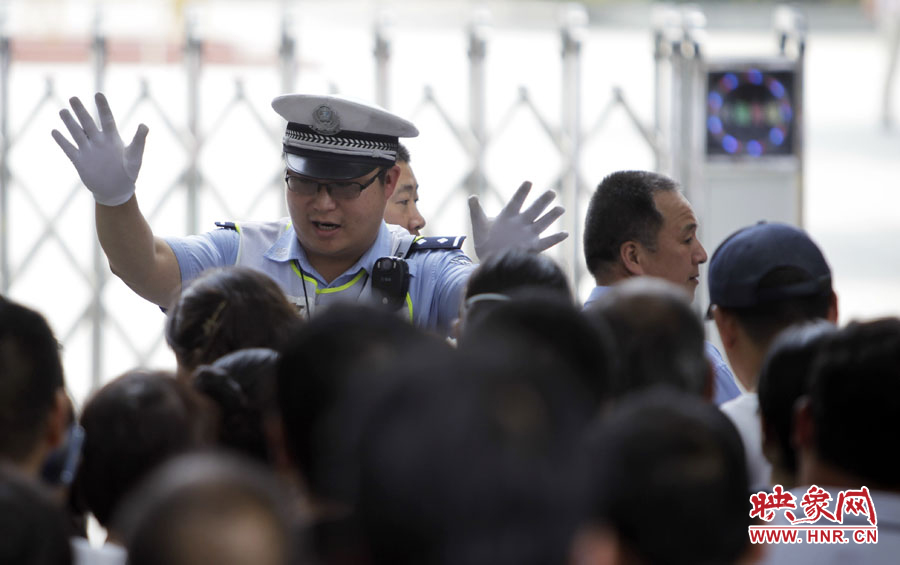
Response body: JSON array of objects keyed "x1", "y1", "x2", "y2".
[
  {"x1": 70, "y1": 537, "x2": 127, "y2": 565},
  {"x1": 720, "y1": 392, "x2": 772, "y2": 490}
]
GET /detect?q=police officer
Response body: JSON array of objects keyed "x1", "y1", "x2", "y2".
[{"x1": 53, "y1": 93, "x2": 566, "y2": 334}]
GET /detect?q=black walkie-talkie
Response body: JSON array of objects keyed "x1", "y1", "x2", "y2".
[{"x1": 372, "y1": 257, "x2": 410, "y2": 311}]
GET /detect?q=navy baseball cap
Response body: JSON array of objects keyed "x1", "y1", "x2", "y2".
[
  {"x1": 707, "y1": 222, "x2": 831, "y2": 311},
  {"x1": 272, "y1": 94, "x2": 418, "y2": 180}
]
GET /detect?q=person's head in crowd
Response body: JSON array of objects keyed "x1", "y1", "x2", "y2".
[
  {"x1": 165, "y1": 267, "x2": 301, "y2": 381},
  {"x1": 73, "y1": 370, "x2": 215, "y2": 537},
  {"x1": 757, "y1": 320, "x2": 836, "y2": 489},
  {"x1": 459, "y1": 291, "x2": 613, "y2": 409},
  {"x1": 383, "y1": 143, "x2": 426, "y2": 235},
  {"x1": 0, "y1": 464, "x2": 72, "y2": 565},
  {"x1": 584, "y1": 277, "x2": 713, "y2": 401},
  {"x1": 358, "y1": 344, "x2": 592, "y2": 565},
  {"x1": 458, "y1": 248, "x2": 572, "y2": 335},
  {"x1": 276, "y1": 303, "x2": 448, "y2": 504},
  {"x1": 794, "y1": 318, "x2": 900, "y2": 490},
  {"x1": 707, "y1": 222, "x2": 838, "y2": 390},
  {"x1": 583, "y1": 170, "x2": 707, "y2": 299},
  {"x1": 576, "y1": 389, "x2": 753, "y2": 565},
  {"x1": 0, "y1": 298, "x2": 70, "y2": 479},
  {"x1": 115, "y1": 452, "x2": 296, "y2": 565},
  {"x1": 192, "y1": 348, "x2": 279, "y2": 465}
]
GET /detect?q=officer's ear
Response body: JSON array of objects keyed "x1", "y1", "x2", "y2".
[{"x1": 381, "y1": 164, "x2": 401, "y2": 200}]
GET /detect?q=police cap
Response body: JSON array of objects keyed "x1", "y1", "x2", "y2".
[{"x1": 272, "y1": 94, "x2": 419, "y2": 180}]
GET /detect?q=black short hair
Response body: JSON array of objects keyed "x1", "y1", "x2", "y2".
[
  {"x1": 809, "y1": 318, "x2": 900, "y2": 488},
  {"x1": 358, "y1": 346, "x2": 592, "y2": 565},
  {"x1": 192, "y1": 348, "x2": 279, "y2": 464},
  {"x1": 719, "y1": 266, "x2": 833, "y2": 348},
  {"x1": 74, "y1": 370, "x2": 215, "y2": 527},
  {"x1": 0, "y1": 299, "x2": 65, "y2": 463},
  {"x1": 0, "y1": 464, "x2": 73, "y2": 565},
  {"x1": 584, "y1": 389, "x2": 749, "y2": 564},
  {"x1": 583, "y1": 171, "x2": 677, "y2": 278},
  {"x1": 464, "y1": 248, "x2": 571, "y2": 301},
  {"x1": 459, "y1": 292, "x2": 614, "y2": 408},
  {"x1": 115, "y1": 452, "x2": 295, "y2": 565},
  {"x1": 165, "y1": 267, "x2": 301, "y2": 374},
  {"x1": 397, "y1": 143, "x2": 411, "y2": 164},
  {"x1": 757, "y1": 320, "x2": 836, "y2": 479},
  {"x1": 584, "y1": 277, "x2": 708, "y2": 399},
  {"x1": 276, "y1": 303, "x2": 448, "y2": 501}
]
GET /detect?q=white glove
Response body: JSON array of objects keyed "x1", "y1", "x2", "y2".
[
  {"x1": 52, "y1": 93, "x2": 149, "y2": 207},
  {"x1": 468, "y1": 180, "x2": 568, "y2": 261}
]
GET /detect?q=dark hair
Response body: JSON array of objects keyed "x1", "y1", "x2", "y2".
[
  {"x1": 460, "y1": 292, "x2": 613, "y2": 408},
  {"x1": 584, "y1": 277, "x2": 709, "y2": 399},
  {"x1": 192, "y1": 348, "x2": 279, "y2": 464},
  {"x1": 0, "y1": 464, "x2": 73, "y2": 565},
  {"x1": 461, "y1": 250, "x2": 572, "y2": 334},
  {"x1": 809, "y1": 318, "x2": 900, "y2": 488},
  {"x1": 396, "y1": 143, "x2": 411, "y2": 164},
  {"x1": 720, "y1": 266, "x2": 833, "y2": 348},
  {"x1": 0, "y1": 298, "x2": 65, "y2": 463},
  {"x1": 115, "y1": 452, "x2": 295, "y2": 565},
  {"x1": 464, "y1": 248, "x2": 571, "y2": 301},
  {"x1": 277, "y1": 303, "x2": 447, "y2": 500},
  {"x1": 583, "y1": 170, "x2": 677, "y2": 278},
  {"x1": 757, "y1": 320, "x2": 836, "y2": 480},
  {"x1": 358, "y1": 346, "x2": 592, "y2": 565},
  {"x1": 165, "y1": 267, "x2": 301, "y2": 374},
  {"x1": 585, "y1": 389, "x2": 749, "y2": 564},
  {"x1": 74, "y1": 370, "x2": 215, "y2": 527}
]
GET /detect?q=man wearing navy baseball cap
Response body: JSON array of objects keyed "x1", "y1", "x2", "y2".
[
  {"x1": 53, "y1": 93, "x2": 566, "y2": 333},
  {"x1": 708, "y1": 221, "x2": 838, "y2": 489}
]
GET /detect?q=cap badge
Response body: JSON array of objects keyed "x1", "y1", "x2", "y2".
[{"x1": 311, "y1": 104, "x2": 341, "y2": 135}]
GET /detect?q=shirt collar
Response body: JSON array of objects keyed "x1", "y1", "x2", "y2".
[{"x1": 264, "y1": 222, "x2": 395, "y2": 286}]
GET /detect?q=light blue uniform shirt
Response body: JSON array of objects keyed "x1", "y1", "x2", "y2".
[
  {"x1": 165, "y1": 220, "x2": 475, "y2": 334},
  {"x1": 583, "y1": 285, "x2": 741, "y2": 405}
]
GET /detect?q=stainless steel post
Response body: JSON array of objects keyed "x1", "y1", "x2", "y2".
[
  {"x1": 185, "y1": 15, "x2": 202, "y2": 236},
  {"x1": 561, "y1": 5, "x2": 586, "y2": 291},
  {"x1": 467, "y1": 10, "x2": 489, "y2": 201},
  {"x1": 90, "y1": 13, "x2": 108, "y2": 390},
  {"x1": 0, "y1": 15, "x2": 10, "y2": 294},
  {"x1": 374, "y1": 13, "x2": 391, "y2": 109}
]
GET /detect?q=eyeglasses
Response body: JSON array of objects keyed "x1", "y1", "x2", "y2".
[{"x1": 284, "y1": 168, "x2": 384, "y2": 200}]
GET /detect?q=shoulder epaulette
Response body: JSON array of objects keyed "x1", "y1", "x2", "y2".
[
  {"x1": 407, "y1": 235, "x2": 466, "y2": 252},
  {"x1": 215, "y1": 221, "x2": 237, "y2": 231}
]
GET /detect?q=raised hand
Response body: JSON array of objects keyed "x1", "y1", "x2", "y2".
[
  {"x1": 468, "y1": 180, "x2": 568, "y2": 261},
  {"x1": 52, "y1": 93, "x2": 149, "y2": 206}
]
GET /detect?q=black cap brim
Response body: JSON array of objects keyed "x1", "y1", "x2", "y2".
[{"x1": 285, "y1": 153, "x2": 381, "y2": 181}]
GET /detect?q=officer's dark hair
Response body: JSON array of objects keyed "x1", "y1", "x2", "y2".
[
  {"x1": 115, "y1": 452, "x2": 296, "y2": 565},
  {"x1": 165, "y1": 267, "x2": 301, "y2": 376},
  {"x1": 73, "y1": 370, "x2": 215, "y2": 528},
  {"x1": 584, "y1": 277, "x2": 709, "y2": 400},
  {"x1": 583, "y1": 170, "x2": 677, "y2": 280},
  {"x1": 0, "y1": 298, "x2": 66, "y2": 464},
  {"x1": 460, "y1": 291, "x2": 613, "y2": 409},
  {"x1": 718, "y1": 266, "x2": 834, "y2": 349},
  {"x1": 397, "y1": 143, "x2": 411, "y2": 164},
  {"x1": 357, "y1": 345, "x2": 591, "y2": 565},
  {"x1": 808, "y1": 318, "x2": 900, "y2": 488},
  {"x1": 276, "y1": 303, "x2": 449, "y2": 502},
  {"x1": 192, "y1": 348, "x2": 279, "y2": 464},
  {"x1": 584, "y1": 389, "x2": 749, "y2": 565},
  {"x1": 757, "y1": 320, "x2": 836, "y2": 483},
  {"x1": 0, "y1": 464, "x2": 73, "y2": 565}
]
